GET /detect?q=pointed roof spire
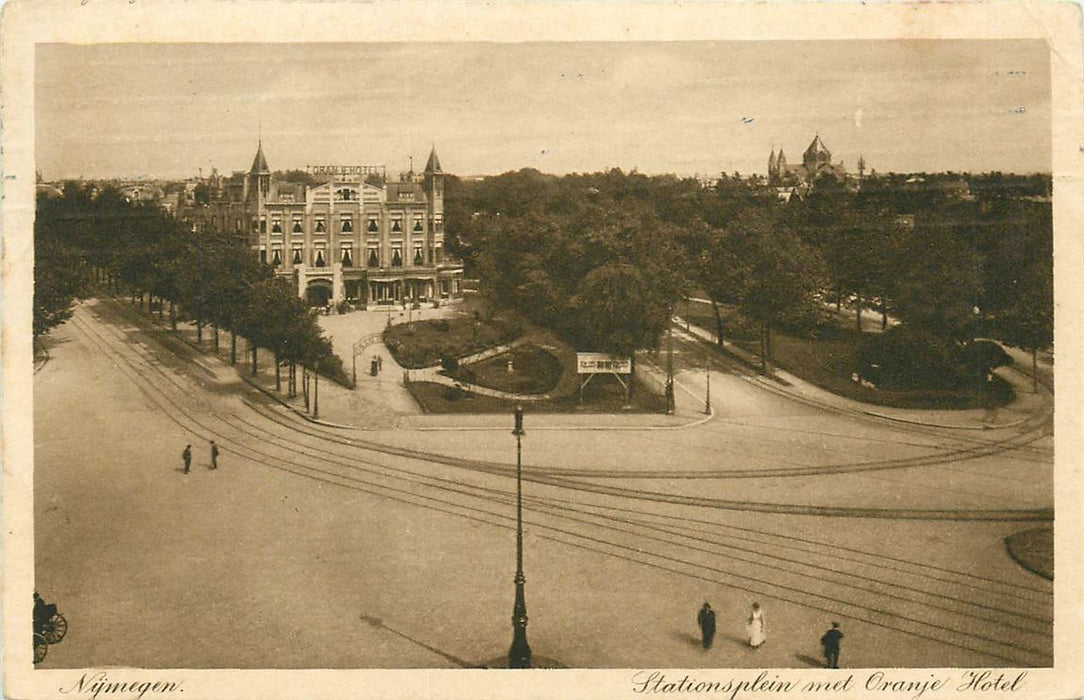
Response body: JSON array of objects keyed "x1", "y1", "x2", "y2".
[
  {"x1": 806, "y1": 134, "x2": 829, "y2": 156},
  {"x1": 250, "y1": 138, "x2": 270, "y2": 174},
  {"x1": 425, "y1": 145, "x2": 442, "y2": 174}
]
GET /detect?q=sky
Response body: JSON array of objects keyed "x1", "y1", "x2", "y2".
[{"x1": 35, "y1": 40, "x2": 1051, "y2": 181}]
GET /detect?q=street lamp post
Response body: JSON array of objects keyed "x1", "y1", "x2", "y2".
[
  {"x1": 705, "y1": 363, "x2": 711, "y2": 415},
  {"x1": 508, "y1": 405, "x2": 532, "y2": 669},
  {"x1": 972, "y1": 305, "x2": 983, "y2": 403},
  {"x1": 313, "y1": 368, "x2": 320, "y2": 420},
  {"x1": 665, "y1": 306, "x2": 675, "y2": 415}
]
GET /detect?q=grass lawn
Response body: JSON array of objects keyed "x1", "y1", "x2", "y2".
[
  {"x1": 448, "y1": 344, "x2": 563, "y2": 395},
  {"x1": 383, "y1": 317, "x2": 522, "y2": 369},
  {"x1": 406, "y1": 377, "x2": 667, "y2": 414},
  {"x1": 1004, "y1": 527, "x2": 1053, "y2": 580},
  {"x1": 677, "y1": 299, "x2": 1011, "y2": 410}
]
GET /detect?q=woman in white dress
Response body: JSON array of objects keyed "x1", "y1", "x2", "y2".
[{"x1": 747, "y1": 602, "x2": 766, "y2": 648}]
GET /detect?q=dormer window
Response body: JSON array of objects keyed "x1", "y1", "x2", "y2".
[{"x1": 315, "y1": 216, "x2": 326, "y2": 233}]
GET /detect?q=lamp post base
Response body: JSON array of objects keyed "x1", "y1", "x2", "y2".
[
  {"x1": 509, "y1": 573, "x2": 531, "y2": 669},
  {"x1": 509, "y1": 628, "x2": 532, "y2": 669}
]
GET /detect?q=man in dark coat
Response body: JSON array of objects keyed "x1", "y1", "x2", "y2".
[
  {"x1": 182, "y1": 445, "x2": 192, "y2": 474},
  {"x1": 821, "y1": 621, "x2": 843, "y2": 668},
  {"x1": 697, "y1": 603, "x2": 716, "y2": 649},
  {"x1": 210, "y1": 441, "x2": 219, "y2": 469}
]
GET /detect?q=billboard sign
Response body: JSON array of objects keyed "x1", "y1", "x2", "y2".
[{"x1": 576, "y1": 353, "x2": 632, "y2": 374}]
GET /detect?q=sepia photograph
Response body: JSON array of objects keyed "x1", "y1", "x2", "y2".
[{"x1": 4, "y1": 2, "x2": 1083, "y2": 699}]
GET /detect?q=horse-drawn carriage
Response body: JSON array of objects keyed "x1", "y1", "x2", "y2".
[{"x1": 33, "y1": 593, "x2": 67, "y2": 664}]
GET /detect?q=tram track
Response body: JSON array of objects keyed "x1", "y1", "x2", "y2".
[
  {"x1": 244, "y1": 392, "x2": 1052, "y2": 484},
  {"x1": 61, "y1": 302, "x2": 1053, "y2": 666},
  {"x1": 74, "y1": 301, "x2": 1055, "y2": 520}
]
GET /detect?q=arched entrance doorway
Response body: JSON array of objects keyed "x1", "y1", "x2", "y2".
[{"x1": 305, "y1": 278, "x2": 333, "y2": 307}]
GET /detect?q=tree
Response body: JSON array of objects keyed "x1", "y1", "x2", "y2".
[
  {"x1": 33, "y1": 238, "x2": 83, "y2": 337},
  {"x1": 727, "y1": 221, "x2": 828, "y2": 373},
  {"x1": 566, "y1": 263, "x2": 671, "y2": 357},
  {"x1": 994, "y1": 260, "x2": 1052, "y2": 391},
  {"x1": 892, "y1": 220, "x2": 984, "y2": 343}
]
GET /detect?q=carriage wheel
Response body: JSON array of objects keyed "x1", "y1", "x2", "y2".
[
  {"x1": 33, "y1": 633, "x2": 48, "y2": 664},
  {"x1": 42, "y1": 613, "x2": 67, "y2": 644}
]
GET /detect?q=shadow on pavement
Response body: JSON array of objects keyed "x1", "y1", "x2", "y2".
[
  {"x1": 671, "y1": 630, "x2": 702, "y2": 648},
  {"x1": 795, "y1": 653, "x2": 825, "y2": 668},
  {"x1": 719, "y1": 633, "x2": 751, "y2": 650}
]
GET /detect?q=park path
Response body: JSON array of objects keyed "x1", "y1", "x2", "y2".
[{"x1": 673, "y1": 315, "x2": 1052, "y2": 433}]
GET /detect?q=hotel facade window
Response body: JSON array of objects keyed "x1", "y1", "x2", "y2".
[
  {"x1": 391, "y1": 215, "x2": 402, "y2": 233},
  {"x1": 314, "y1": 247, "x2": 327, "y2": 268},
  {"x1": 271, "y1": 216, "x2": 282, "y2": 233},
  {"x1": 367, "y1": 246, "x2": 379, "y2": 268},
  {"x1": 271, "y1": 248, "x2": 282, "y2": 267},
  {"x1": 292, "y1": 247, "x2": 303, "y2": 265},
  {"x1": 259, "y1": 247, "x2": 267, "y2": 264},
  {"x1": 315, "y1": 216, "x2": 326, "y2": 233},
  {"x1": 341, "y1": 214, "x2": 353, "y2": 233},
  {"x1": 341, "y1": 244, "x2": 354, "y2": 267},
  {"x1": 413, "y1": 215, "x2": 423, "y2": 232},
  {"x1": 259, "y1": 215, "x2": 267, "y2": 233},
  {"x1": 292, "y1": 215, "x2": 303, "y2": 233},
  {"x1": 413, "y1": 243, "x2": 424, "y2": 266},
  {"x1": 367, "y1": 215, "x2": 379, "y2": 232},
  {"x1": 392, "y1": 246, "x2": 402, "y2": 267}
]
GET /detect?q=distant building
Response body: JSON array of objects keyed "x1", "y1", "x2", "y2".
[
  {"x1": 179, "y1": 141, "x2": 463, "y2": 307},
  {"x1": 119, "y1": 183, "x2": 165, "y2": 204},
  {"x1": 768, "y1": 135, "x2": 861, "y2": 197},
  {"x1": 903, "y1": 176, "x2": 973, "y2": 200}
]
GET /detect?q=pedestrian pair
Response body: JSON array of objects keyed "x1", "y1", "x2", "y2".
[
  {"x1": 697, "y1": 602, "x2": 766, "y2": 650},
  {"x1": 181, "y1": 441, "x2": 218, "y2": 473}
]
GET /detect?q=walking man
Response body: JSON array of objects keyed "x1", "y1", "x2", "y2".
[
  {"x1": 210, "y1": 440, "x2": 219, "y2": 470},
  {"x1": 697, "y1": 602, "x2": 716, "y2": 650},
  {"x1": 182, "y1": 445, "x2": 192, "y2": 474},
  {"x1": 821, "y1": 621, "x2": 844, "y2": 668}
]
